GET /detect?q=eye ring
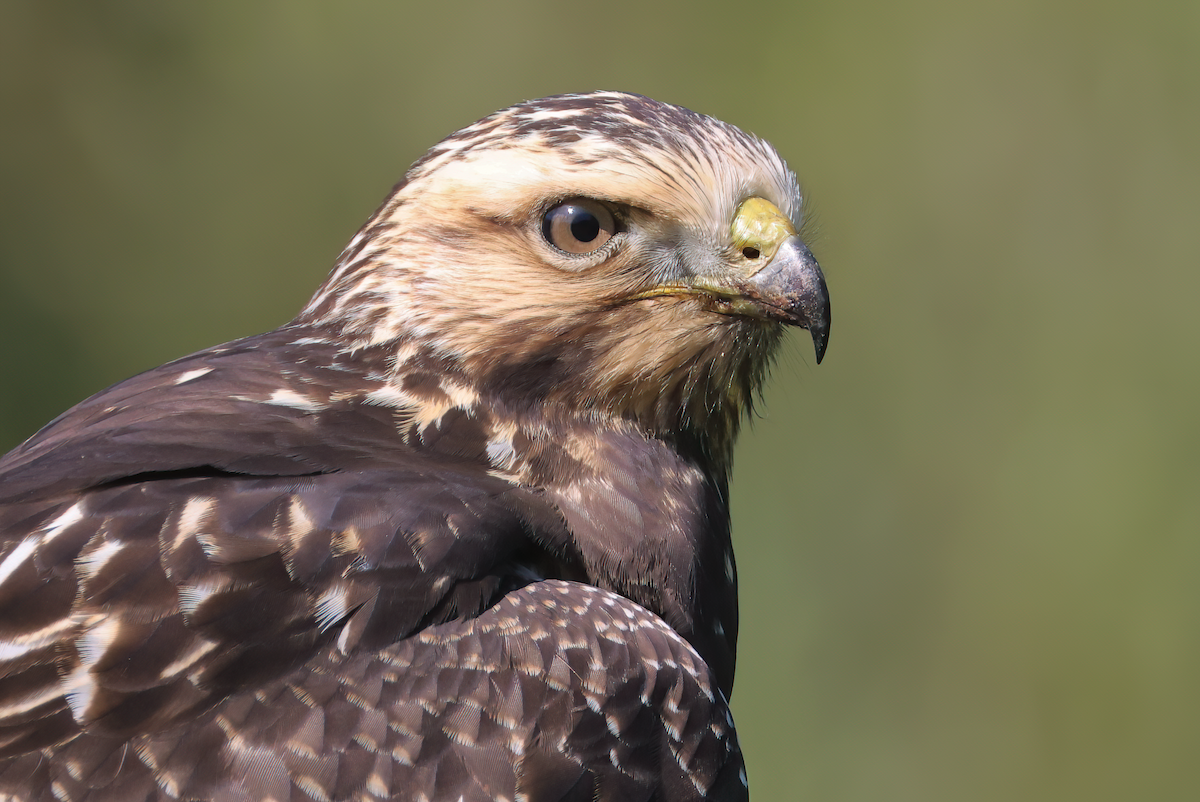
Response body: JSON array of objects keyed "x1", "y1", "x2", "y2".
[{"x1": 542, "y1": 198, "x2": 616, "y2": 255}]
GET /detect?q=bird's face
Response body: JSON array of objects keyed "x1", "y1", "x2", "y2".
[{"x1": 302, "y1": 92, "x2": 829, "y2": 440}]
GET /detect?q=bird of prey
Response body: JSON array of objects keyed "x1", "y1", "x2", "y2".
[{"x1": 0, "y1": 91, "x2": 829, "y2": 801}]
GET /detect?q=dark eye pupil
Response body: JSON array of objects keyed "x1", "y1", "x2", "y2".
[
  {"x1": 543, "y1": 198, "x2": 615, "y2": 255},
  {"x1": 569, "y1": 209, "x2": 600, "y2": 242}
]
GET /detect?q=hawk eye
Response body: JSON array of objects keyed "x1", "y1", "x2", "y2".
[{"x1": 542, "y1": 198, "x2": 615, "y2": 255}]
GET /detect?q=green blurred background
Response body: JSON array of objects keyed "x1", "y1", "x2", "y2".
[{"x1": 2, "y1": 1, "x2": 1197, "y2": 799}]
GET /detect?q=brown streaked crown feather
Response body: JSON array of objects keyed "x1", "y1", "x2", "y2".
[{"x1": 0, "y1": 91, "x2": 823, "y2": 801}]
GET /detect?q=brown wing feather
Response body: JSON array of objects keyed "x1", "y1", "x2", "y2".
[{"x1": 0, "y1": 583, "x2": 746, "y2": 801}]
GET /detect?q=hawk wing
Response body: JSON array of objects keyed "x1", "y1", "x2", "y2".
[{"x1": 0, "y1": 330, "x2": 745, "y2": 801}]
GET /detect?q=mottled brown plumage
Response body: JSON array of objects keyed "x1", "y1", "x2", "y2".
[{"x1": 0, "y1": 92, "x2": 829, "y2": 800}]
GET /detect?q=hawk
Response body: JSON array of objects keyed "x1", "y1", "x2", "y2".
[{"x1": 0, "y1": 92, "x2": 829, "y2": 801}]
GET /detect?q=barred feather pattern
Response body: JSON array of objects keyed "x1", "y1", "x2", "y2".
[{"x1": 0, "y1": 582, "x2": 743, "y2": 802}]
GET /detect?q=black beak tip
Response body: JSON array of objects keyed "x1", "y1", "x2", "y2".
[
  {"x1": 812, "y1": 319, "x2": 829, "y2": 364},
  {"x1": 806, "y1": 272, "x2": 831, "y2": 365}
]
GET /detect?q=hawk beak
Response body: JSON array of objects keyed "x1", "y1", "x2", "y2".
[
  {"x1": 744, "y1": 235, "x2": 831, "y2": 364},
  {"x1": 729, "y1": 197, "x2": 831, "y2": 364},
  {"x1": 630, "y1": 197, "x2": 832, "y2": 363}
]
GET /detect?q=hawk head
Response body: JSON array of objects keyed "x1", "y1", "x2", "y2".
[{"x1": 298, "y1": 91, "x2": 829, "y2": 464}]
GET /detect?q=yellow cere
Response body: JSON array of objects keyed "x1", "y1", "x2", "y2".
[{"x1": 729, "y1": 197, "x2": 797, "y2": 270}]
